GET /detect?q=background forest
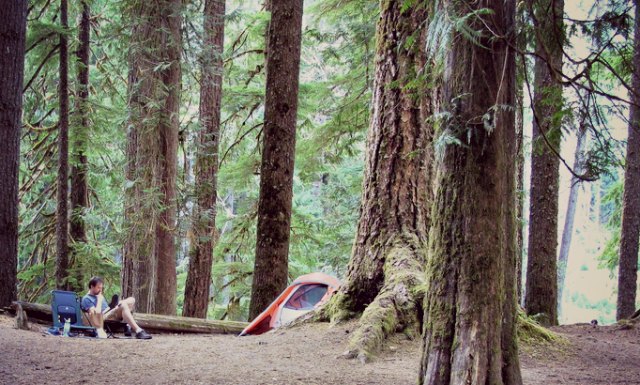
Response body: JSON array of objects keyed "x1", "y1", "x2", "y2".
[
  {"x1": 4, "y1": 0, "x2": 639, "y2": 327},
  {"x1": 16, "y1": 0, "x2": 374, "y2": 321}
]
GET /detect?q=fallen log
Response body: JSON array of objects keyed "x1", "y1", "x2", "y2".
[{"x1": 6, "y1": 301, "x2": 247, "y2": 335}]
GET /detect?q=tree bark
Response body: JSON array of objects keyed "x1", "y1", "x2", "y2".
[
  {"x1": 123, "y1": 0, "x2": 182, "y2": 315},
  {"x1": 249, "y1": 0, "x2": 303, "y2": 321},
  {"x1": 515, "y1": 5, "x2": 527, "y2": 303},
  {"x1": 56, "y1": 0, "x2": 71, "y2": 291},
  {"x1": 122, "y1": 63, "x2": 139, "y2": 301},
  {"x1": 0, "y1": 1, "x2": 26, "y2": 308},
  {"x1": 183, "y1": 0, "x2": 225, "y2": 319},
  {"x1": 617, "y1": 0, "x2": 640, "y2": 321},
  {"x1": 524, "y1": 0, "x2": 564, "y2": 326},
  {"x1": 322, "y1": 0, "x2": 433, "y2": 361},
  {"x1": 557, "y1": 121, "x2": 587, "y2": 316},
  {"x1": 69, "y1": 0, "x2": 91, "y2": 292},
  {"x1": 419, "y1": 0, "x2": 522, "y2": 384}
]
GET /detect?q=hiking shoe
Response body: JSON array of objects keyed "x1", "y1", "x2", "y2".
[
  {"x1": 108, "y1": 294, "x2": 119, "y2": 310},
  {"x1": 135, "y1": 329, "x2": 152, "y2": 339},
  {"x1": 124, "y1": 324, "x2": 132, "y2": 337}
]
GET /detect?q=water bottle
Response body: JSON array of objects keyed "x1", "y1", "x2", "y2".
[{"x1": 63, "y1": 318, "x2": 71, "y2": 337}]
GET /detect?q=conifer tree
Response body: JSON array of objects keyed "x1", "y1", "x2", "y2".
[{"x1": 0, "y1": 0, "x2": 27, "y2": 307}]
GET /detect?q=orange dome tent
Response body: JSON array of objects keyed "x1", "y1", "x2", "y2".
[{"x1": 239, "y1": 272, "x2": 342, "y2": 336}]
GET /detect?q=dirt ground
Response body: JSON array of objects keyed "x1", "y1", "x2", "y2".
[{"x1": 1, "y1": 314, "x2": 639, "y2": 385}]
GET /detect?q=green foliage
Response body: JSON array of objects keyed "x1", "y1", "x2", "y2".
[
  {"x1": 19, "y1": 0, "x2": 128, "y2": 301},
  {"x1": 598, "y1": 177, "x2": 626, "y2": 273}
]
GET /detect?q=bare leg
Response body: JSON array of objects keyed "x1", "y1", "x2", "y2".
[
  {"x1": 111, "y1": 297, "x2": 141, "y2": 332},
  {"x1": 86, "y1": 311, "x2": 107, "y2": 338},
  {"x1": 119, "y1": 303, "x2": 141, "y2": 331}
]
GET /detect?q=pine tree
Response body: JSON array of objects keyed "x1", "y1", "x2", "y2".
[
  {"x1": 419, "y1": 0, "x2": 522, "y2": 383},
  {"x1": 558, "y1": 120, "x2": 588, "y2": 315},
  {"x1": 123, "y1": 0, "x2": 182, "y2": 315},
  {"x1": 0, "y1": 0, "x2": 27, "y2": 307},
  {"x1": 616, "y1": 0, "x2": 640, "y2": 321},
  {"x1": 323, "y1": 0, "x2": 433, "y2": 360},
  {"x1": 248, "y1": 0, "x2": 304, "y2": 320},
  {"x1": 55, "y1": 0, "x2": 71, "y2": 291},
  {"x1": 69, "y1": 0, "x2": 91, "y2": 280},
  {"x1": 183, "y1": 0, "x2": 226, "y2": 319},
  {"x1": 525, "y1": 0, "x2": 565, "y2": 326}
]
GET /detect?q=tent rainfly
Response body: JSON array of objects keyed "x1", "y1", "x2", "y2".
[{"x1": 239, "y1": 273, "x2": 342, "y2": 336}]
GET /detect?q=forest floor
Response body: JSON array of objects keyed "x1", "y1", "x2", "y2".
[{"x1": 1, "y1": 313, "x2": 639, "y2": 385}]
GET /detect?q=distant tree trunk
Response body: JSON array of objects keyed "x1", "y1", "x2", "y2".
[
  {"x1": 123, "y1": 0, "x2": 181, "y2": 315},
  {"x1": 248, "y1": 0, "x2": 303, "y2": 320},
  {"x1": 69, "y1": 0, "x2": 91, "y2": 292},
  {"x1": 515, "y1": 25, "x2": 526, "y2": 302},
  {"x1": 419, "y1": 0, "x2": 522, "y2": 384},
  {"x1": 122, "y1": 60, "x2": 139, "y2": 300},
  {"x1": 524, "y1": 0, "x2": 564, "y2": 326},
  {"x1": 183, "y1": 0, "x2": 225, "y2": 319},
  {"x1": 557, "y1": 121, "x2": 587, "y2": 316},
  {"x1": 516, "y1": 101, "x2": 525, "y2": 302},
  {"x1": 56, "y1": 0, "x2": 71, "y2": 291},
  {"x1": 617, "y1": 1, "x2": 640, "y2": 321},
  {"x1": 0, "y1": 1, "x2": 27, "y2": 308}
]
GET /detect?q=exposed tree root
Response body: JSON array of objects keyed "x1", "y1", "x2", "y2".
[
  {"x1": 517, "y1": 309, "x2": 565, "y2": 345},
  {"x1": 329, "y1": 236, "x2": 425, "y2": 362}
]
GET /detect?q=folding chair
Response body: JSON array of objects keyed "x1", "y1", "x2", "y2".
[{"x1": 51, "y1": 290, "x2": 97, "y2": 336}]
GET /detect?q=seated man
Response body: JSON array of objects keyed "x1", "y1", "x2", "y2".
[{"x1": 81, "y1": 276, "x2": 152, "y2": 339}]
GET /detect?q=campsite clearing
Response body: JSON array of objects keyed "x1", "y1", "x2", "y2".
[{"x1": 1, "y1": 314, "x2": 639, "y2": 384}]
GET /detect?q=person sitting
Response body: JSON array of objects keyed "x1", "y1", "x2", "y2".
[{"x1": 80, "y1": 276, "x2": 152, "y2": 339}]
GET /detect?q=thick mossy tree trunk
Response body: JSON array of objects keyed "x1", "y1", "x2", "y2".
[
  {"x1": 525, "y1": 0, "x2": 564, "y2": 326},
  {"x1": 617, "y1": 1, "x2": 640, "y2": 321},
  {"x1": 56, "y1": 0, "x2": 71, "y2": 291},
  {"x1": 123, "y1": 0, "x2": 182, "y2": 315},
  {"x1": 69, "y1": 0, "x2": 91, "y2": 292},
  {"x1": 0, "y1": 1, "x2": 26, "y2": 308},
  {"x1": 248, "y1": 0, "x2": 303, "y2": 321},
  {"x1": 183, "y1": 0, "x2": 225, "y2": 319},
  {"x1": 324, "y1": 0, "x2": 434, "y2": 361},
  {"x1": 419, "y1": 0, "x2": 522, "y2": 384}
]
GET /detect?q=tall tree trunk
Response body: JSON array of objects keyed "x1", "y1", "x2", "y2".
[
  {"x1": 515, "y1": 3, "x2": 528, "y2": 303},
  {"x1": 123, "y1": 0, "x2": 181, "y2": 315},
  {"x1": 321, "y1": 0, "x2": 433, "y2": 361},
  {"x1": 0, "y1": 1, "x2": 26, "y2": 308},
  {"x1": 557, "y1": 121, "x2": 587, "y2": 317},
  {"x1": 56, "y1": 0, "x2": 71, "y2": 291},
  {"x1": 183, "y1": 0, "x2": 225, "y2": 319},
  {"x1": 419, "y1": 0, "x2": 522, "y2": 384},
  {"x1": 616, "y1": 0, "x2": 640, "y2": 321},
  {"x1": 248, "y1": 0, "x2": 303, "y2": 321},
  {"x1": 524, "y1": 0, "x2": 564, "y2": 326},
  {"x1": 69, "y1": 0, "x2": 91, "y2": 292},
  {"x1": 122, "y1": 59, "x2": 139, "y2": 301}
]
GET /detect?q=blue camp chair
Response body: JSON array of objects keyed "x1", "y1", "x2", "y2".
[{"x1": 51, "y1": 290, "x2": 96, "y2": 336}]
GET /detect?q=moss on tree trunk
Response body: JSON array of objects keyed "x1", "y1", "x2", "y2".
[
  {"x1": 419, "y1": 0, "x2": 522, "y2": 383},
  {"x1": 122, "y1": 0, "x2": 182, "y2": 315},
  {"x1": 322, "y1": 0, "x2": 435, "y2": 360}
]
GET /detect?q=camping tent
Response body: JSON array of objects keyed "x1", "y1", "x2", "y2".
[{"x1": 239, "y1": 272, "x2": 341, "y2": 336}]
